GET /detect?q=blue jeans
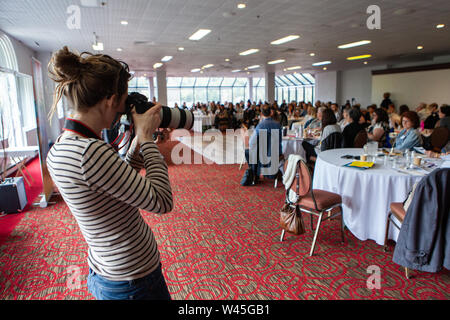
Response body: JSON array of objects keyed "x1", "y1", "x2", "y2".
[{"x1": 87, "y1": 264, "x2": 171, "y2": 300}]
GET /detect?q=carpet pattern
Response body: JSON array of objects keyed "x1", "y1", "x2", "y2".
[{"x1": 0, "y1": 142, "x2": 449, "y2": 300}]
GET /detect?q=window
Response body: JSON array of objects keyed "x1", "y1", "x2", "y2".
[
  {"x1": 128, "y1": 76, "x2": 150, "y2": 98},
  {"x1": 275, "y1": 73, "x2": 315, "y2": 104}
]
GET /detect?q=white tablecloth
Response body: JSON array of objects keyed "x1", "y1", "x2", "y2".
[
  {"x1": 193, "y1": 114, "x2": 215, "y2": 132},
  {"x1": 312, "y1": 148, "x2": 425, "y2": 245},
  {"x1": 282, "y1": 136, "x2": 306, "y2": 160}
]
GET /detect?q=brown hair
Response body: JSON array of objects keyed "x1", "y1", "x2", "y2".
[
  {"x1": 321, "y1": 108, "x2": 337, "y2": 130},
  {"x1": 48, "y1": 46, "x2": 131, "y2": 119},
  {"x1": 401, "y1": 111, "x2": 420, "y2": 129}
]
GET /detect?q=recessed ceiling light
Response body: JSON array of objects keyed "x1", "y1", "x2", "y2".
[
  {"x1": 237, "y1": 3, "x2": 246, "y2": 9},
  {"x1": 231, "y1": 69, "x2": 241, "y2": 73},
  {"x1": 144, "y1": 74, "x2": 147, "y2": 77},
  {"x1": 312, "y1": 61, "x2": 331, "y2": 66},
  {"x1": 347, "y1": 54, "x2": 372, "y2": 61},
  {"x1": 247, "y1": 72, "x2": 250, "y2": 74},
  {"x1": 121, "y1": 20, "x2": 128, "y2": 25},
  {"x1": 364, "y1": 61, "x2": 368, "y2": 65},
  {"x1": 417, "y1": 45, "x2": 423, "y2": 50},
  {"x1": 310, "y1": 53, "x2": 315, "y2": 56},
  {"x1": 239, "y1": 48, "x2": 259, "y2": 56},
  {"x1": 202, "y1": 64, "x2": 214, "y2": 69},
  {"x1": 338, "y1": 40, "x2": 371, "y2": 49},
  {"x1": 117, "y1": 48, "x2": 123, "y2": 52},
  {"x1": 323, "y1": 67, "x2": 327, "y2": 70},
  {"x1": 200, "y1": 71, "x2": 204, "y2": 74},
  {"x1": 92, "y1": 42, "x2": 104, "y2": 51},
  {"x1": 286, "y1": 66, "x2": 302, "y2": 71},
  {"x1": 225, "y1": 58, "x2": 230, "y2": 62},
  {"x1": 189, "y1": 29, "x2": 211, "y2": 41},
  {"x1": 161, "y1": 56, "x2": 173, "y2": 62},
  {"x1": 191, "y1": 68, "x2": 201, "y2": 73},
  {"x1": 270, "y1": 35, "x2": 300, "y2": 45},
  {"x1": 178, "y1": 47, "x2": 185, "y2": 51},
  {"x1": 268, "y1": 59, "x2": 285, "y2": 65},
  {"x1": 153, "y1": 63, "x2": 163, "y2": 69},
  {"x1": 436, "y1": 24, "x2": 445, "y2": 29},
  {"x1": 247, "y1": 65, "x2": 260, "y2": 69}
]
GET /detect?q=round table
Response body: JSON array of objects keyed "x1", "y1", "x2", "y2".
[
  {"x1": 282, "y1": 136, "x2": 319, "y2": 160},
  {"x1": 312, "y1": 148, "x2": 425, "y2": 245}
]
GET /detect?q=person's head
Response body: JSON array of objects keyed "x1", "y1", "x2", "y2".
[
  {"x1": 342, "y1": 107, "x2": 351, "y2": 121},
  {"x1": 373, "y1": 108, "x2": 389, "y2": 124},
  {"x1": 387, "y1": 104, "x2": 395, "y2": 114},
  {"x1": 428, "y1": 103, "x2": 438, "y2": 113},
  {"x1": 321, "y1": 109, "x2": 337, "y2": 130},
  {"x1": 367, "y1": 105, "x2": 376, "y2": 114},
  {"x1": 331, "y1": 103, "x2": 339, "y2": 112},
  {"x1": 349, "y1": 109, "x2": 362, "y2": 124},
  {"x1": 383, "y1": 92, "x2": 390, "y2": 99},
  {"x1": 416, "y1": 102, "x2": 427, "y2": 112},
  {"x1": 439, "y1": 105, "x2": 450, "y2": 118},
  {"x1": 307, "y1": 106, "x2": 317, "y2": 117},
  {"x1": 261, "y1": 105, "x2": 272, "y2": 118},
  {"x1": 316, "y1": 107, "x2": 326, "y2": 121},
  {"x1": 399, "y1": 104, "x2": 409, "y2": 115},
  {"x1": 48, "y1": 46, "x2": 131, "y2": 125},
  {"x1": 353, "y1": 104, "x2": 361, "y2": 110},
  {"x1": 401, "y1": 111, "x2": 420, "y2": 130}
]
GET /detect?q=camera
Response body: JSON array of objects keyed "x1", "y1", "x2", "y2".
[{"x1": 104, "y1": 92, "x2": 194, "y2": 153}]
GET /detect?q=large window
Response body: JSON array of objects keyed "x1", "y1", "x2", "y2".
[
  {"x1": 128, "y1": 76, "x2": 150, "y2": 98},
  {"x1": 166, "y1": 77, "x2": 249, "y2": 108},
  {"x1": 275, "y1": 73, "x2": 315, "y2": 103}
]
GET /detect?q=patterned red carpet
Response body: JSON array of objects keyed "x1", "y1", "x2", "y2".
[{"x1": 0, "y1": 142, "x2": 449, "y2": 300}]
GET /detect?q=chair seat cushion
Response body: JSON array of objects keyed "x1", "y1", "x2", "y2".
[
  {"x1": 298, "y1": 189, "x2": 342, "y2": 211},
  {"x1": 390, "y1": 202, "x2": 406, "y2": 222}
]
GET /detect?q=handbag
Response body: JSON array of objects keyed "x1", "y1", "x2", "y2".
[{"x1": 280, "y1": 203, "x2": 305, "y2": 235}]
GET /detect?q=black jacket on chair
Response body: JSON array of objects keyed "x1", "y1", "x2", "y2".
[
  {"x1": 321, "y1": 132, "x2": 343, "y2": 152},
  {"x1": 393, "y1": 168, "x2": 450, "y2": 273}
]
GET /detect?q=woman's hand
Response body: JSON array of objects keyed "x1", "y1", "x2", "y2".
[{"x1": 131, "y1": 103, "x2": 162, "y2": 143}]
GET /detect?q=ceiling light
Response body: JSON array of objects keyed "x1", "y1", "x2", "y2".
[
  {"x1": 271, "y1": 35, "x2": 300, "y2": 45},
  {"x1": 247, "y1": 65, "x2": 260, "y2": 69},
  {"x1": 121, "y1": 21, "x2": 128, "y2": 25},
  {"x1": 312, "y1": 61, "x2": 331, "y2": 66},
  {"x1": 92, "y1": 42, "x2": 104, "y2": 51},
  {"x1": 247, "y1": 72, "x2": 250, "y2": 74},
  {"x1": 310, "y1": 53, "x2": 315, "y2": 56},
  {"x1": 161, "y1": 56, "x2": 173, "y2": 62},
  {"x1": 286, "y1": 66, "x2": 302, "y2": 71},
  {"x1": 144, "y1": 74, "x2": 147, "y2": 77},
  {"x1": 346, "y1": 54, "x2": 372, "y2": 61},
  {"x1": 202, "y1": 64, "x2": 214, "y2": 69},
  {"x1": 338, "y1": 40, "x2": 371, "y2": 49},
  {"x1": 436, "y1": 24, "x2": 445, "y2": 29},
  {"x1": 239, "y1": 48, "x2": 259, "y2": 56},
  {"x1": 417, "y1": 45, "x2": 423, "y2": 50},
  {"x1": 225, "y1": 58, "x2": 230, "y2": 62},
  {"x1": 178, "y1": 47, "x2": 185, "y2": 51},
  {"x1": 323, "y1": 67, "x2": 327, "y2": 70},
  {"x1": 189, "y1": 29, "x2": 211, "y2": 41},
  {"x1": 191, "y1": 68, "x2": 201, "y2": 73},
  {"x1": 231, "y1": 69, "x2": 241, "y2": 73},
  {"x1": 364, "y1": 61, "x2": 368, "y2": 65},
  {"x1": 237, "y1": 3, "x2": 246, "y2": 9},
  {"x1": 153, "y1": 63, "x2": 163, "y2": 69},
  {"x1": 200, "y1": 71, "x2": 204, "y2": 74},
  {"x1": 80, "y1": 0, "x2": 101, "y2": 7},
  {"x1": 268, "y1": 59, "x2": 285, "y2": 65},
  {"x1": 116, "y1": 48, "x2": 123, "y2": 52}
]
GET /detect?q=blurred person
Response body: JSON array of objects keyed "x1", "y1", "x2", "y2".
[
  {"x1": 394, "y1": 111, "x2": 422, "y2": 151},
  {"x1": 381, "y1": 92, "x2": 392, "y2": 110},
  {"x1": 368, "y1": 108, "x2": 390, "y2": 147},
  {"x1": 342, "y1": 109, "x2": 365, "y2": 148}
]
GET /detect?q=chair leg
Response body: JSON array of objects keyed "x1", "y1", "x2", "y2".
[
  {"x1": 280, "y1": 229, "x2": 285, "y2": 242},
  {"x1": 310, "y1": 213, "x2": 314, "y2": 231},
  {"x1": 405, "y1": 267, "x2": 410, "y2": 279},
  {"x1": 384, "y1": 213, "x2": 391, "y2": 252},
  {"x1": 274, "y1": 177, "x2": 278, "y2": 188},
  {"x1": 340, "y1": 206, "x2": 345, "y2": 243},
  {"x1": 310, "y1": 212, "x2": 323, "y2": 256}
]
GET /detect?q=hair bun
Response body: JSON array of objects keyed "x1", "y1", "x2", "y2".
[{"x1": 52, "y1": 46, "x2": 83, "y2": 80}]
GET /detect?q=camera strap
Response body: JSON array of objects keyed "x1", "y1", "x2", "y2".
[{"x1": 63, "y1": 118, "x2": 101, "y2": 140}]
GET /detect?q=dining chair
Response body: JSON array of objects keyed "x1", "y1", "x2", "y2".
[
  {"x1": 384, "y1": 202, "x2": 411, "y2": 279},
  {"x1": 354, "y1": 130, "x2": 368, "y2": 148},
  {"x1": 430, "y1": 127, "x2": 449, "y2": 152},
  {"x1": 280, "y1": 158, "x2": 345, "y2": 256}
]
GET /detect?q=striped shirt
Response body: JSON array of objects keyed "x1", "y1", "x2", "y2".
[{"x1": 47, "y1": 132, "x2": 173, "y2": 281}]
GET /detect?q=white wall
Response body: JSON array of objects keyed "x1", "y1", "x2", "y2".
[
  {"x1": 372, "y1": 68, "x2": 450, "y2": 109},
  {"x1": 315, "y1": 71, "x2": 338, "y2": 103},
  {"x1": 338, "y1": 67, "x2": 373, "y2": 108},
  {"x1": 7, "y1": 32, "x2": 36, "y2": 76}
]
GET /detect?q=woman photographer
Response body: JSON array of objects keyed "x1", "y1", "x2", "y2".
[{"x1": 47, "y1": 46, "x2": 173, "y2": 300}]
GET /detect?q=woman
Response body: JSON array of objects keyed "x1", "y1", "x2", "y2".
[
  {"x1": 394, "y1": 111, "x2": 422, "y2": 151},
  {"x1": 302, "y1": 109, "x2": 341, "y2": 163},
  {"x1": 338, "y1": 106, "x2": 351, "y2": 130},
  {"x1": 306, "y1": 106, "x2": 325, "y2": 130},
  {"x1": 47, "y1": 47, "x2": 173, "y2": 300},
  {"x1": 437, "y1": 105, "x2": 450, "y2": 130},
  {"x1": 368, "y1": 108, "x2": 390, "y2": 147},
  {"x1": 303, "y1": 106, "x2": 317, "y2": 127},
  {"x1": 342, "y1": 109, "x2": 365, "y2": 148}
]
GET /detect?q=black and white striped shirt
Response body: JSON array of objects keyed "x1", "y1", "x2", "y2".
[{"x1": 47, "y1": 132, "x2": 173, "y2": 281}]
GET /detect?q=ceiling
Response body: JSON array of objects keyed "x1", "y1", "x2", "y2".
[{"x1": 1, "y1": 0, "x2": 450, "y2": 77}]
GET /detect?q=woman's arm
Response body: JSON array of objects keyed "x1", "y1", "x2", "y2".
[
  {"x1": 81, "y1": 140, "x2": 173, "y2": 214},
  {"x1": 368, "y1": 127, "x2": 385, "y2": 142}
]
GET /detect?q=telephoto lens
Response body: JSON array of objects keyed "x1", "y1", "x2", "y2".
[{"x1": 126, "y1": 92, "x2": 194, "y2": 130}]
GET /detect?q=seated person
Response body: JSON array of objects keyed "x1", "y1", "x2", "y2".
[
  {"x1": 436, "y1": 105, "x2": 450, "y2": 130},
  {"x1": 423, "y1": 103, "x2": 440, "y2": 131},
  {"x1": 368, "y1": 108, "x2": 390, "y2": 147},
  {"x1": 306, "y1": 107, "x2": 325, "y2": 130},
  {"x1": 248, "y1": 105, "x2": 283, "y2": 182},
  {"x1": 394, "y1": 111, "x2": 422, "y2": 151},
  {"x1": 338, "y1": 106, "x2": 351, "y2": 130},
  {"x1": 302, "y1": 109, "x2": 342, "y2": 163},
  {"x1": 342, "y1": 109, "x2": 366, "y2": 148},
  {"x1": 331, "y1": 103, "x2": 342, "y2": 122}
]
